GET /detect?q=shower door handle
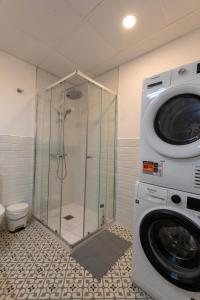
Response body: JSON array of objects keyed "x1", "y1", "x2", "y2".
[{"x1": 86, "y1": 155, "x2": 93, "y2": 159}]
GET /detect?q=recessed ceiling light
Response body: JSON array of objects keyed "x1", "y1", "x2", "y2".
[{"x1": 122, "y1": 15, "x2": 136, "y2": 29}]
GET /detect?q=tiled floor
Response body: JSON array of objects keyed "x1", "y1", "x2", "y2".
[
  {"x1": 0, "y1": 220, "x2": 152, "y2": 300},
  {"x1": 48, "y1": 203, "x2": 85, "y2": 244},
  {"x1": 48, "y1": 203, "x2": 110, "y2": 245}
]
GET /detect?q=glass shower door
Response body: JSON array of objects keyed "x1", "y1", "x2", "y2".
[
  {"x1": 34, "y1": 90, "x2": 51, "y2": 225},
  {"x1": 84, "y1": 85, "x2": 116, "y2": 237},
  {"x1": 84, "y1": 83, "x2": 101, "y2": 236},
  {"x1": 60, "y1": 82, "x2": 88, "y2": 244},
  {"x1": 100, "y1": 91, "x2": 116, "y2": 225},
  {"x1": 47, "y1": 85, "x2": 63, "y2": 234}
]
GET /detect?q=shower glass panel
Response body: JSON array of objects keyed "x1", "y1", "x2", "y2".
[
  {"x1": 33, "y1": 90, "x2": 51, "y2": 225},
  {"x1": 60, "y1": 82, "x2": 88, "y2": 244},
  {"x1": 84, "y1": 83, "x2": 101, "y2": 236},
  {"x1": 47, "y1": 84, "x2": 64, "y2": 234},
  {"x1": 101, "y1": 91, "x2": 116, "y2": 224},
  {"x1": 33, "y1": 71, "x2": 116, "y2": 246}
]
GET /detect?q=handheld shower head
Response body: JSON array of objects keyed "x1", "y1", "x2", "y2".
[{"x1": 64, "y1": 109, "x2": 72, "y2": 119}]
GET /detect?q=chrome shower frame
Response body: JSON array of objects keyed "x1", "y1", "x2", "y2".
[
  {"x1": 33, "y1": 69, "x2": 117, "y2": 246},
  {"x1": 42, "y1": 70, "x2": 116, "y2": 95}
]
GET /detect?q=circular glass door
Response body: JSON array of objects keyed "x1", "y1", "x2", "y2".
[
  {"x1": 140, "y1": 209, "x2": 200, "y2": 291},
  {"x1": 143, "y1": 84, "x2": 200, "y2": 158},
  {"x1": 154, "y1": 94, "x2": 200, "y2": 145}
]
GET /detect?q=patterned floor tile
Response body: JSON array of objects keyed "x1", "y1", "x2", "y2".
[{"x1": 0, "y1": 221, "x2": 153, "y2": 300}]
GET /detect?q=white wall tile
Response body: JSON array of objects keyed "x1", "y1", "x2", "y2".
[
  {"x1": 115, "y1": 138, "x2": 139, "y2": 232},
  {"x1": 0, "y1": 135, "x2": 34, "y2": 209}
]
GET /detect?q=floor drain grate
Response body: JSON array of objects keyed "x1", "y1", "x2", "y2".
[{"x1": 63, "y1": 215, "x2": 74, "y2": 221}]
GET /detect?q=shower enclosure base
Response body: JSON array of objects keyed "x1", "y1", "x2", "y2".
[{"x1": 48, "y1": 203, "x2": 100, "y2": 245}]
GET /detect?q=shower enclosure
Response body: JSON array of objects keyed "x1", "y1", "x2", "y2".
[{"x1": 33, "y1": 71, "x2": 117, "y2": 245}]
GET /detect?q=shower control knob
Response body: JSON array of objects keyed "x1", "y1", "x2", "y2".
[{"x1": 171, "y1": 195, "x2": 181, "y2": 204}]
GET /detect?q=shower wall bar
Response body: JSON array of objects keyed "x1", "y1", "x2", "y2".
[{"x1": 39, "y1": 70, "x2": 116, "y2": 96}]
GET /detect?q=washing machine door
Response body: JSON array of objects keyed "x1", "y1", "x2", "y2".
[
  {"x1": 140, "y1": 209, "x2": 200, "y2": 291},
  {"x1": 143, "y1": 84, "x2": 200, "y2": 158}
]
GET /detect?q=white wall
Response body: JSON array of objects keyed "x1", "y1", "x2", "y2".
[
  {"x1": 36, "y1": 68, "x2": 59, "y2": 94},
  {"x1": 96, "y1": 68, "x2": 119, "y2": 95},
  {"x1": 0, "y1": 50, "x2": 36, "y2": 137},
  {"x1": 0, "y1": 50, "x2": 58, "y2": 215},
  {"x1": 0, "y1": 50, "x2": 58, "y2": 138}
]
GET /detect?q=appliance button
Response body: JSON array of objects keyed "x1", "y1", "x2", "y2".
[
  {"x1": 178, "y1": 68, "x2": 187, "y2": 75},
  {"x1": 171, "y1": 195, "x2": 181, "y2": 204}
]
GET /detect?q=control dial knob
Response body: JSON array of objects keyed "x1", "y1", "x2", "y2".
[{"x1": 171, "y1": 195, "x2": 181, "y2": 204}]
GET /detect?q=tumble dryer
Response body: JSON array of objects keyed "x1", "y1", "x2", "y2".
[{"x1": 139, "y1": 61, "x2": 200, "y2": 194}]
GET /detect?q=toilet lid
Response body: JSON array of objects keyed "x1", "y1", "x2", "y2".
[
  {"x1": 7, "y1": 202, "x2": 28, "y2": 213},
  {"x1": 0, "y1": 204, "x2": 5, "y2": 214}
]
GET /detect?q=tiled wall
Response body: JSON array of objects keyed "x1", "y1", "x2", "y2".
[
  {"x1": 0, "y1": 135, "x2": 34, "y2": 209},
  {"x1": 0, "y1": 134, "x2": 139, "y2": 232},
  {"x1": 116, "y1": 139, "x2": 139, "y2": 232}
]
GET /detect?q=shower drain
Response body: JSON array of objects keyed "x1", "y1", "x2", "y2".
[{"x1": 63, "y1": 215, "x2": 74, "y2": 221}]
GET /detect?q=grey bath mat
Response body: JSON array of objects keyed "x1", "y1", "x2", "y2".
[{"x1": 71, "y1": 230, "x2": 132, "y2": 280}]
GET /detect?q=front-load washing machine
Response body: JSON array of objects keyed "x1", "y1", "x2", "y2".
[
  {"x1": 133, "y1": 181, "x2": 200, "y2": 300},
  {"x1": 139, "y1": 61, "x2": 200, "y2": 194}
]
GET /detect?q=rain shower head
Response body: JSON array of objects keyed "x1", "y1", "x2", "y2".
[{"x1": 66, "y1": 88, "x2": 82, "y2": 100}]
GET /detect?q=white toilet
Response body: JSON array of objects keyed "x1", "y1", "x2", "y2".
[
  {"x1": 0, "y1": 204, "x2": 5, "y2": 228},
  {"x1": 6, "y1": 202, "x2": 29, "y2": 232}
]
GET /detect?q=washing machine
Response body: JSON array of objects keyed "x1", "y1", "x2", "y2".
[
  {"x1": 133, "y1": 181, "x2": 200, "y2": 300},
  {"x1": 139, "y1": 60, "x2": 200, "y2": 194}
]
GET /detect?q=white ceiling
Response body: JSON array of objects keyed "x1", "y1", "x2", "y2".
[{"x1": 0, "y1": 0, "x2": 200, "y2": 78}]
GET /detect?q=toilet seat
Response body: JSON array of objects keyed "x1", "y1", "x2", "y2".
[
  {"x1": 6, "y1": 202, "x2": 28, "y2": 213},
  {"x1": 6, "y1": 202, "x2": 29, "y2": 220}
]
